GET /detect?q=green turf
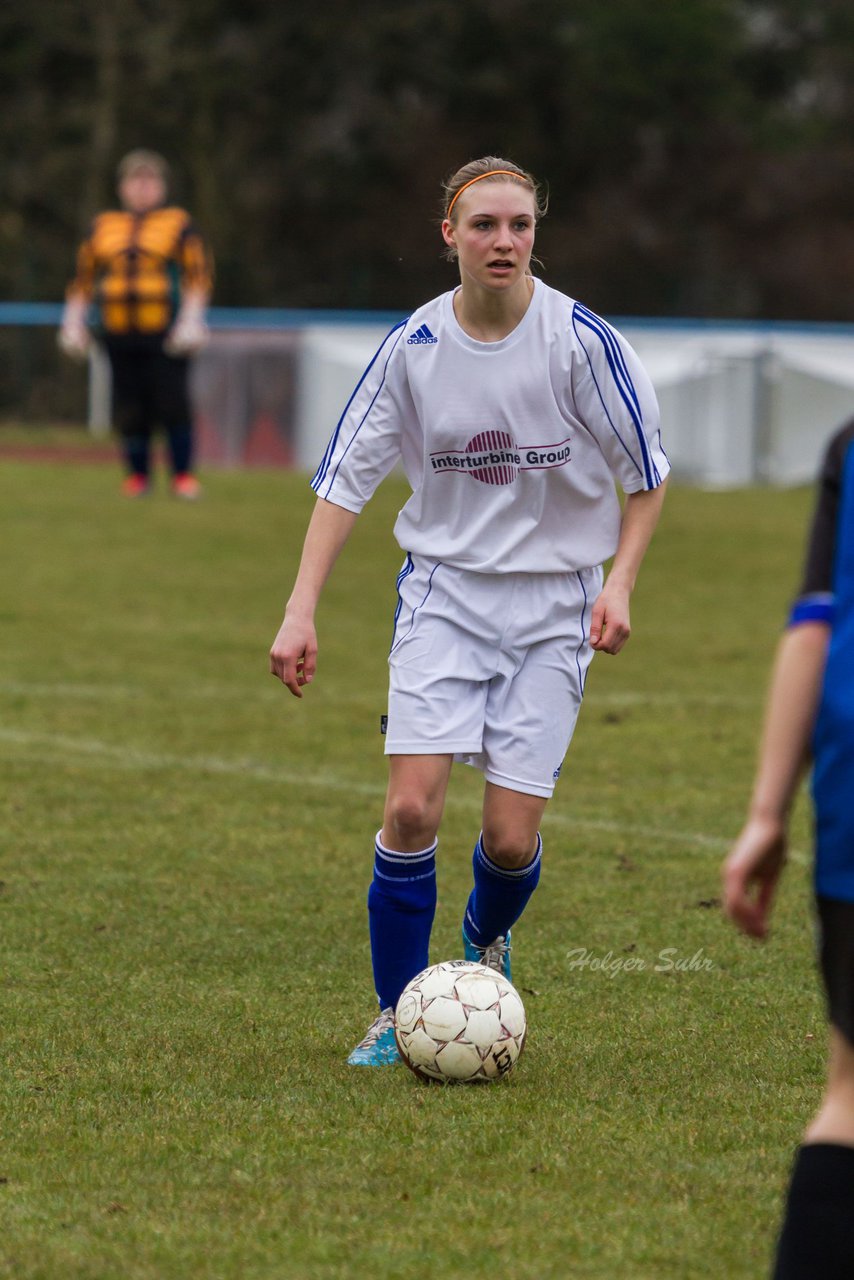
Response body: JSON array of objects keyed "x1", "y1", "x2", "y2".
[{"x1": 0, "y1": 452, "x2": 825, "y2": 1279}]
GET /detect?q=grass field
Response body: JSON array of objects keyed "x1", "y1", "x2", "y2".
[{"x1": 0, "y1": 444, "x2": 826, "y2": 1279}]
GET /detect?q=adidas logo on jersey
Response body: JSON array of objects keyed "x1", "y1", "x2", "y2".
[{"x1": 406, "y1": 324, "x2": 438, "y2": 345}]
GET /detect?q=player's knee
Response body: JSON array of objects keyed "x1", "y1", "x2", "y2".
[
  {"x1": 384, "y1": 793, "x2": 438, "y2": 850},
  {"x1": 481, "y1": 828, "x2": 539, "y2": 870}
]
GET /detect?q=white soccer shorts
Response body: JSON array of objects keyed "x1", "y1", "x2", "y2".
[{"x1": 385, "y1": 555, "x2": 603, "y2": 798}]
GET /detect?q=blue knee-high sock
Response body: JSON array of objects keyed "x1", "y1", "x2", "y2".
[
  {"x1": 367, "y1": 832, "x2": 437, "y2": 1011},
  {"x1": 463, "y1": 832, "x2": 542, "y2": 947}
]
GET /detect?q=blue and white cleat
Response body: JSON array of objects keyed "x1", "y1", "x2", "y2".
[
  {"x1": 462, "y1": 927, "x2": 512, "y2": 981},
  {"x1": 347, "y1": 1007, "x2": 400, "y2": 1066}
]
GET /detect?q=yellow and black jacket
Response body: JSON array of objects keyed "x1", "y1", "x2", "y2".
[{"x1": 68, "y1": 206, "x2": 212, "y2": 338}]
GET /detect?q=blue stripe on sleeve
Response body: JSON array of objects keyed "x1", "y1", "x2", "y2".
[
  {"x1": 311, "y1": 319, "x2": 408, "y2": 493},
  {"x1": 576, "y1": 303, "x2": 642, "y2": 420},
  {"x1": 572, "y1": 303, "x2": 658, "y2": 488}
]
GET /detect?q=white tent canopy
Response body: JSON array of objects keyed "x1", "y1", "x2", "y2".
[
  {"x1": 87, "y1": 316, "x2": 854, "y2": 487},
  {"x1": 293, "y1": 320, "x2": 854, "y2": 487}
]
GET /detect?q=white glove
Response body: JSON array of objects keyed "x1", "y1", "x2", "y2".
[
  {"x1": 57, "y1": 295, "x2": 91, "y2": 361},
  {"x1": 164, "y1": 296, "x2": 209, "y2": 356}
]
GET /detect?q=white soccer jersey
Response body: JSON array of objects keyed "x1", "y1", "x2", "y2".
[{"x1": 311, "y1": 279, "x2": 669, "y2": 573}]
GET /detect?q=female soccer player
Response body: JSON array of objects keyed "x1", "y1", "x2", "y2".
[
  {"x1": 270, "y1": 157, "x2": 669, "y2": 1065},
  {"x1": 59, "y1": 149, "x2": 212, "y2": 498}
]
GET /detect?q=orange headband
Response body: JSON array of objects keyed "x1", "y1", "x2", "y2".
[{"x1": 446, "y1": 170, "x2": 530, "y2": 219}]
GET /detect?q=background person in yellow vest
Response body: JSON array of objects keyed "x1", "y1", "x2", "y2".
[{"x1": 59, "y1": 149, "x2": 213, "y2": 499}]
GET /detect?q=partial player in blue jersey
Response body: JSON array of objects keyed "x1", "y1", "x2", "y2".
[
  {"x1": 270, "y1": 157, "x2": 669, "y2": 1067},
  {"x1": 723, "y1": 418, "x2": 854, "y2": 1279}
]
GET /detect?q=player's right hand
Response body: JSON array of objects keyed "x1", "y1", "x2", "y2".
[
  {"x1": 269, "y1": 614, "x2": 318, "y2": 698},
  {"x1": 721, "y1": 815, "x2": 787, "y2": 940},
  {"x1": 57, "y1": 323, "x2": 90, "y2": 361}
]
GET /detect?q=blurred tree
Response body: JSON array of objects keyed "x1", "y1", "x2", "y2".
[{"x1": 2, "y1": 0, "x2": 854, "y2": 323}]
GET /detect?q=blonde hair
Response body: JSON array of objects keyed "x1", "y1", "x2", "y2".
[{"x1": 442, "y1": 156, "x2": 547, "y2": 224}]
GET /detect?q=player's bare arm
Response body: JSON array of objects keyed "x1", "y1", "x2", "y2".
[
  {"x1": 270, "y1": 498, "x2": 359, "y2": 697},
  {"x1": 722, "y1": 621, "x2": 830, "y2": 936},
  {"x1": 590, "y1": 481, "x2": 668, "y2": 654}
]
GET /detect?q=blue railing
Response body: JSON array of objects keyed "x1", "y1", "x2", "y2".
[
  {"x1": 4, "y1": 300, "x2": 854, "y2": 337},
  {"x1": 0, "y1": 302, "x2": 405, "y2": 329}
]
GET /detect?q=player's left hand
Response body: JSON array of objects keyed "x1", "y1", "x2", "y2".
[
  {"x1": 589, "y1": 584, "x2": 631, "y2": 654},
  {"x1": 164, "y1": 312, "x2": 209, "y2": 356}
]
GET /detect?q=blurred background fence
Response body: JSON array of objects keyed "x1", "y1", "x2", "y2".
[{"x1": 2, "y1": 303, "x2": 854, "y2": 487}]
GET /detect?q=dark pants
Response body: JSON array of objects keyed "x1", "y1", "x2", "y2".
[{"x1": 104, "y1": 338, "x2": 194, "y2": 477}]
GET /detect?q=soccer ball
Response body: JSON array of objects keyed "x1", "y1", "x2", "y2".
[{"x1": 394, "y1": 959, "x2": 527, "y2": 1083}]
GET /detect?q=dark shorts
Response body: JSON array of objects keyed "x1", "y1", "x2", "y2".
[
  {"x1": 104, "y1": 338, "x2": 191, "y2": 437},
  {"x1": 817, "y1": 894, "x2": 854, "y2": 1049}
]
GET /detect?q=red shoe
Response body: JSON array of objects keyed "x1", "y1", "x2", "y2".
[
  {"x1": 122, "y1": 475, "x2": 150, "y2": 497},
  {"x1": 172, "y1": 473, "x2": 202, "y2": 500}
]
